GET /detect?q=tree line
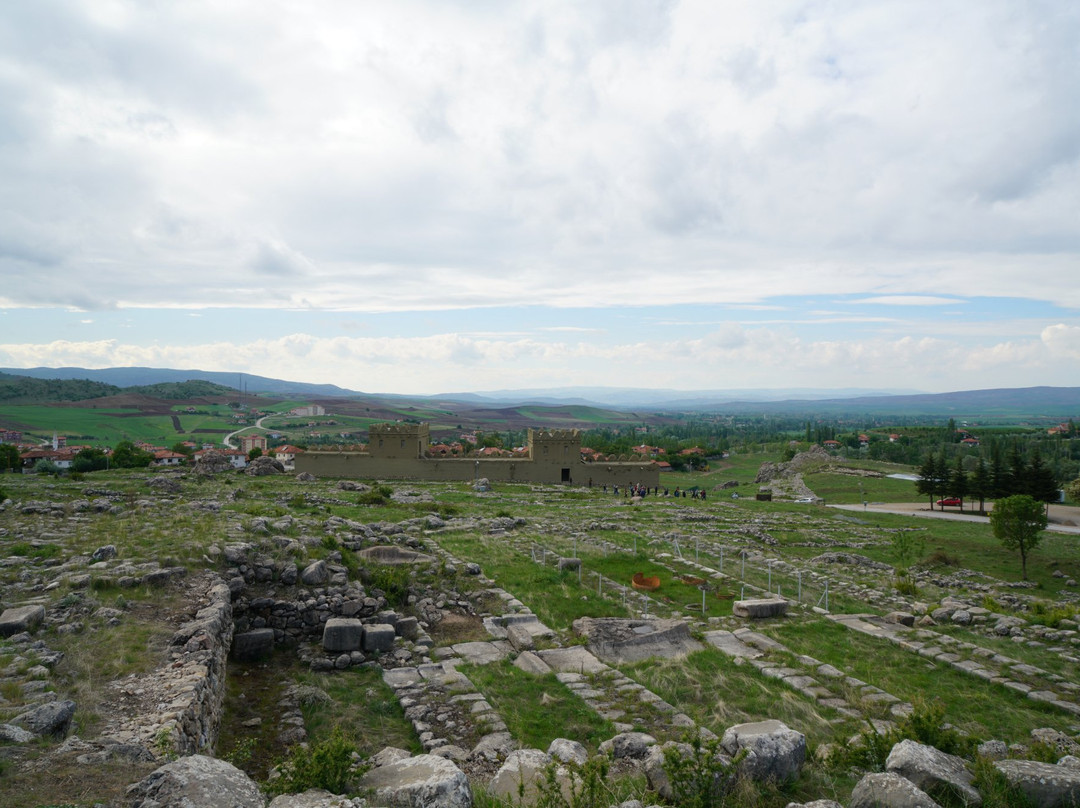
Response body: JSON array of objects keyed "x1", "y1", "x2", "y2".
[{"x1": 915, "y1": 444, "x2": 1059, "y2": 512}]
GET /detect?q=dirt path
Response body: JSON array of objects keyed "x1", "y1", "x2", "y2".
[{"x1": 829, "y1": 501, "x2": 1080, "y2": 535}]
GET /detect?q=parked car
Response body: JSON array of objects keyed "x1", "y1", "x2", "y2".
[{"x1": 936, "y1": 497, "x2": 962, "y2": 506}]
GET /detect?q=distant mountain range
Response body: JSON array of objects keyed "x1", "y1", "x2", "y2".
[{"x1": 2, "y1": 366, "x2": 1077, "y2": 418}]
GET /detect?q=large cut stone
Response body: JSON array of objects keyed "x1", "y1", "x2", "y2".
[
  {"x1": 994, "y1": 759, "x2": 1080, "y2": 808},
  {"x1": 732, "y1": 599, "x2": 789, "y2": 619},
  {"x1": 720, "y1": 720, "x2": 805, "y2": 783},
  {"x1": 363, "y1": 623, "x2": 397, "y2": 653},
  {"x1": 886, "y1": 739, "x2": 981, "y2": 806},
  {"x1": 0, "y1": 605, "x2": 45, "y2": 637},
  {"x1": 232, "y1": 628, "x2": 275, "y2": 660},
  {"x1": 359, "y1": 754, "x2": 472, "y2": 808},
  {"x1": 126, "y1": 754, "x2": 265, "y2": 808},
  {"x1": 323, "y1": 618, "x2": 364, "y2": 652}
]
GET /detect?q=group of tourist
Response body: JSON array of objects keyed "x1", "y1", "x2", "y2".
[{"x1": 599, "y1": 483, "x2": 706, "y2": 500}]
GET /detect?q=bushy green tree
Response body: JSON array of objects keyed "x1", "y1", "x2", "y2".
[
  {"x1": 990, "y1": 494, "x2": 1047, "y2": 580},
  {"x1": 111, "y1": 440, "x2": 153, "y2": 468},
  {"x1": 72, "y1": 447, "x2": 108, "y2": 473},
  {"x1": 0, "y1": 444, "x2": 20, "y2": 472}
]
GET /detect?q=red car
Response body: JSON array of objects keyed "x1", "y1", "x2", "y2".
[{"x1": 936, "y1": 497, "x2": 961, "y2": 507}]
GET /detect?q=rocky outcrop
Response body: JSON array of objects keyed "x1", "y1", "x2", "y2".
[
  {"x1": 573, "y1": 618, "x2": 704, "y2": 664},
  {"x1": 127, "y1": 754, "x2": 265, "y2": 808}
]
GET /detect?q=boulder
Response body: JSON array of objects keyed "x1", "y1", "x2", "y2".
[
  {"x1": 301, "y1": 560, "x2": 330, "y2": 586},
  {"x1": 232, "y1": 628, "x2": 276, "y2": 660},
  {"x1": 548, "y1": 738, "x2": 588, "y2": 766},
  {"x1": 600, "y1": 731, "x2": 657, "y2": 760},
  {"x1": 246, "y1": 455, "x2": 286, "y2": 476},
  {"x1": 126, "y1": 754, "x2": 265, "y2": 808},
  {"x1": 269, "y1": 789, "x2": 365, "y2": 807},
  {"x1": 732, "y1": 599, "x2": 789, "y2": 619},
  {"x1": 0, "y1": 605, "x2": 46, "y2": 637},
  {"x1": 489, "y1": 749, "x2": 557, "y2": 804},
  {"x1": 14, "y1": 699, "x2": 77, "y2": 738},
  {"x1": 323, "y1": 619, "x2": 364, "y2": 653},
  {"x1": 785, "y1": 802, "x2": 843, "y2": 808},
  {"x1": 886, "y1": 611, "x2": 916, "y2": 627},
  {"x1": 91, "y1": 544, "x2": 118, "y2": 561},
  {"x1": 885, "y1": 739, "x2": 980, "y2": 806},
  {"x1": 720, "y1": 720, "x2": 806, "y2": 783},
  {"x1": 850, "y1": 771, "x2": 942, "y2": 808},
  {"x1": 994, "y1": 759, "x2": 1080, "y2": 808},
  {"x1": 359, "y1": 754, "x2": 472, "y2": 808},
  {"x1": 0, "y1": 723, "x2": 37, "y2": 743},
  {"x1": 193, "y1": 451, "x2": 234, "y2": 475}
]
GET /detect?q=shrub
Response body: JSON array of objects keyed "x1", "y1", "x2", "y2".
[
  {"x1": 365, "y1": 563, "x2": 411, "y2": 609},
  {"x1": 663, "y1": 735, "x2": 746, "y2": 808},
  {"x1": 266, "y1": 727, "x2": 359, "y2": 796},
  {"x1": 357, "y1": 485, "x2": 392, "y2": 506},
  {"x1": 533, "y1": 756, "x2": 613, "y2": 808}
]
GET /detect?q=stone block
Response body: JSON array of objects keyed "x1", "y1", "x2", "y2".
[
  {"x1": 396, "y1": 616, "x2": 420, "y2": 640},
  {"x1": 0, "y1": 605, "x2": 45, "y2": 637},
  {"x1": 232, "y1": 628, "x2": 275, "y2": 661},
  {"x1": 363, "y1": 623, "x2": 397, "y2": 653},
  {"x1": 732, "y1": 599, "x2": 789, "y2": 619},
  {"x1": 506, "y1": 624, "x2": 535, "y2": 652},
  {"x1": 323, "y1": 618, "x2": 363, "y2": 652}
]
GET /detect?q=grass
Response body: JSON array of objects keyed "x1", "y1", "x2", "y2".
[
  {"x1": 623, "y1": 647, "x2": 852, "y2": 748},
  {"x1": 461, "y1": 659, "x2": 616, "y2": 751},
  {"x1": 761, "y1": 617, "x2": 1074, "y2": 744},
  {"x1": 432, "y1": 532, "x2": 631, "y2": 629}
]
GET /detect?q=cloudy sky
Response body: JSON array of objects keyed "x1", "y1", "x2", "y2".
[{"x1": 1, "y1": 1, "x2": 1078, "y2": 396}]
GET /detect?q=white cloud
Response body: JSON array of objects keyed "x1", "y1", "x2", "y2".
[
  {"x1": 3, "y1": 323, "x2": 1076, "y2": 395},
  {"x1": 848, "y1": 296, "x2": 961, "y2": 307},
  {"x1": 1, "y1": 2, "x2": 1078, "y2": 394}
]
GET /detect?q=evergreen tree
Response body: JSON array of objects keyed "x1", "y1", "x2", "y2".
[
  {"x1": 1007, "y1": 443, "x2": 1027, "y2": 496},
  {"x1": 950, "y1": 455, "x2": 968, "y2": 510},
  {"x1": 1027, "y1": 447, "x2": 1059, "y2": 504},
  {"x1": 991, "y1": 445, "x2": 1008, "y2": 499},
  {"x1": 971, "y1": 458, "x2": 992, "y2": 514},
  {"x1": 916, "y1": 452, "x2": 941, "y2": 508}
]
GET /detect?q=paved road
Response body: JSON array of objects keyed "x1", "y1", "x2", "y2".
[
  {"x1": 223, "y1": 415, "x2": 270, "y2": 449},
  {"x1": 828, "y1": 501, "x2": 1080, "y2": 535}
]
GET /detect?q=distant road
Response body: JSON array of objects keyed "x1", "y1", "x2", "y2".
[
  {"x1": 223, "y1": 415, "x2": 270, "y2": 449},
  {"x1": 828, "y1": 501, "x2": 1080, "y2": 535}
]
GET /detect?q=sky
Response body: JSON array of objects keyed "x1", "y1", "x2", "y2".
[{"x1": 1, "y1": 1, "x2": 1079, "y2": 397}]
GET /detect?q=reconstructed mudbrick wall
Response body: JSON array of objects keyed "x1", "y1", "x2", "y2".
[{"x1": 293, "y1": 453, "x2": 659, "y2": 487}]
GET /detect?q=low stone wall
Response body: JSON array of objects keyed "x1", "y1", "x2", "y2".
[
  {"x1": 163, "y1": 576, "x2": 234, "y2": 756},
  {"x1": 95, "y1": 573, "x2": 234, "y2": 758}
]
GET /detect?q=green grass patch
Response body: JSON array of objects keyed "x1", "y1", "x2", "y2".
[
  {"x1": 461, "y1": 659, "x2": 616, "y2": 751},
  {"x1": 762, "y1": 618, "x2": 1072, "y2": 744},
  {"x1": 623, "y1": 647, "x2": 851, "y2": 747}
]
